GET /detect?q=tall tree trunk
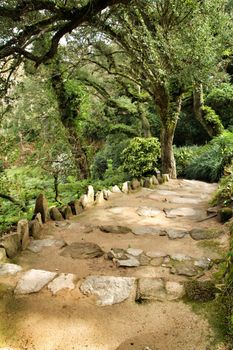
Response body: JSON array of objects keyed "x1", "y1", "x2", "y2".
[
  {"x1": 157, "y1": 93, "x2": 183, "y2": 179},
  {"x1": 50, "y1": 62, "x2": 89, "y2": 179},
  {"x1": 193, "y1": 83, "x2": 223, "y2": 137}
]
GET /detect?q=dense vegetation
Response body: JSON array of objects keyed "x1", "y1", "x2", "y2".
[{"x1": 0, "y1": 1, "x2": 233, "y2": 347}]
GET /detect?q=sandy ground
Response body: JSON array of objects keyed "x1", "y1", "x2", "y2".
[{"x1": 0, "y1": 179, "x2": 228, "y2": 350}]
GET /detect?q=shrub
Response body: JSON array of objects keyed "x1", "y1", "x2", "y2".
[
  {"x1": 185, "y1": 132, "x2": 233, "y2": 182},
  {"x1": 212, "y1": 165, "x2": 233, "y2": 207},
  {"x1": 174, "y1": 145, "x2": 203, "y2": 177},
  {"x1": 205, "y1": 83, "x2": 233, "y2": 129},
  {"x1": 121, "y1": 137, "x2": 161, "y2": 178}
]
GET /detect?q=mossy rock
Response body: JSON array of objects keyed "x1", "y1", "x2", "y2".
[
  {"x1": 217, "y1": 208, "x2": 233, "y2": 223},
  {"x1": 184, "y1": 280, "x2": 217, "y2": 302},
  {"x1": 190, "y1": 228, "x2": 223, "y2": 240}
]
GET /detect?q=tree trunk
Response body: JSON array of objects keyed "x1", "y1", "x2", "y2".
[
  {"x1": 50, "y1": 60, "x2": 89, "y2": 179},
  {"x1": 157, "y1": 93, "x2": 183, "y2": 179},
  {"x1": 193, "y1": 83, "x2": 223, "y2": 137},
  {"x1": 160, "y1": 125, "x2": 177, "y2": 178}
]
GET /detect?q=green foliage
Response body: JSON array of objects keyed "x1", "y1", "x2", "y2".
[
  {"x1": 201, "y1": 105, "x2": 224, "y2": 135},
  {"x1": 174, "y1": 146, "x2": 203, "y2": 177},
  {"x1": 212, "y1": 166, "x2": 233, "y2": 206},
  {"x1": 121, "y1": 137, "x2": 161, "y2": 178},
  {"x1": 205, "y1": 83, "x2": 233, "y2": 129},
  {"x1": 185, "y1": 132, "x2": 233, "y2": 182}
]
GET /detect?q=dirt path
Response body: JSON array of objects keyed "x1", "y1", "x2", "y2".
[{"x1": 0, "y1": 179, "x2": 228, "y2": 350}]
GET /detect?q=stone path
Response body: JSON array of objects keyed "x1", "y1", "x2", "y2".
[{"x1": 0, "y1": 180, "x2": 228, "y2": 350}]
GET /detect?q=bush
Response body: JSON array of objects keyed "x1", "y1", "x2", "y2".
[
  {"x1": 205, "y1": 83, "x2": 233, "y2": 129},
  {"x1": 212, "y1": 165, "x2": 233, "y2": 206},
  {"x1": 121, "y1": 137, "x2": 161, "y2": 178},
  {"x1": 174, "y1": 145, "x2": 203, "y2": 177},
  {"x1": 185, "y1": 132, "x2": 233, "y2": 182}
]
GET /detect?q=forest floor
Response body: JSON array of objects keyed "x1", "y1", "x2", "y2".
[{"x1": 0, "y1": 179, "x2": 229, "y2": 350}]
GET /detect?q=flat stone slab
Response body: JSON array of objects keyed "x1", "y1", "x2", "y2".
[
  {"x1": 170, "y1": 254, "x2": 192, "y2": 262},
  {"x1": 15, "y1": 269, "x2": 57, "y2": 294},
  {"x1": 170, "y1": 261, "x2": 199, "y2": 277},
  {"x1": 146, "y1": 251, "x2": 167, "y2": 258},
  {"x1": 194, "y1": 257, "x2": 212, "y2": 269},
  {"x1": 116, "y1": 256, "x2": 140, "y2": 267},
  {"x1": 137, "y1": 206, "x2": 162, "y2": 217},
  {"x1": 60, "y1": 242, "x2": 104, "y2": 259},
  {"x1": 166, "y1": 229, "x2": 187, "y2": 239},
  {"x1": 48, "y1": 273, "x2": 75, "y2": 295},
  {"x1": 28, "y1": 239, "x2": 66, "y2": 253},
  {"x1": 165, "y1": 281, "x2": 185, "y2": 300},
  {"x1": 190, "y1": 228, "x2": 223, "y2": 240},
  {"x1": 136, "y1": 278, "x2": 166, "y2": 301},
  {"x1": 0, "y1": 263, "x2": 22, "y2": 276},
  {"x1": 80, "y1": 276, "x2": 136, "y2": 306},
  {"x1": 168, "y1": 197, "x2": 203, "y2": 205},
  {"x1": 132, "y1": 226, "x2": 166, "y2": 236},
  {"x1": 126, "y1": 248, "x2": 143, "y2": 256},
  {"x1": 99, "y1": 225, "x2": 132, "y2": 234},
  {"x1": 165, "y1": 208, "x2": 198, "y2": 218}
]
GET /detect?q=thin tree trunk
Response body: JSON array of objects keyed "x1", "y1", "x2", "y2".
[
  {"x1": 158, "y1": 94, "x2": 183, "y2": 179},
  {"x1": 193, "y1": 83, "x2": 223, "y2": 137},
  {"x1": 50, "y1": 60, "x2": 89, "y2": 179}
]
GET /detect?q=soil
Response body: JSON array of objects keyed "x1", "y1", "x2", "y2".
[{"x1": 0, "y1": 179, "x2": 228, "y2": 350}]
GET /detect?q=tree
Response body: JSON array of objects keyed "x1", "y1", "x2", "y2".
[{"x1": 83, "y1": 0, "x2": 232, "y2": 177}]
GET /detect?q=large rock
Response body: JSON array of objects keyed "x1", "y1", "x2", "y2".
[
  {"x1": 28, "y1": 239, "x2": 66, "y2": 253},
  {"x1": 130, "y1": 179, "x2": 140, "y2": 190},
  {"x1": 116, "y1": 256, "x2": 140, "y2": 267},
  {"x1": 126, "y1": 248, "x2": 143, "y2": 257},
  {"x1": 80, "y1": 276, "x2": 136, "y2": 306},
  {"x1": 35, "y1": 212, "x2": 43, "y2": 225},
  {"x1": 165, "y1": 281, "x2": 185, "y2": 301},
  {"x1": 0, "y1": 263, "x2": 22, "y2": 276},
  {"x1": 170, "y1": 260, "x2": 199, "y2": 277},
  {"x1": 165, "y1": 207, "x2": 197, "y2": 218},
  {"x1": 80, "y1": 194, "x2": 89, "y2": 209},
  {"x1": 0, "y1": 232, "x2": 21, "y2": 258},
  {"x1": 146, "y1": 251, "x2": 167, "y2": 258},
  {"x1": 190, "y1": 228, "x2": 223, "y2": 240},
  {"x1": 17, "y1": 219, "x2": 30, "y2": 249},
  {"x1": 48, "y1": 273, "x2": 75, "y2": 295},
  {"x1": 112, "y1": 185, "x2": 121, "y2": 193},
  {"x1": 87, "y1": 185, "x2": 95, "y2": 205},
  {"x1": 15, "y1": 269, "x2": 57, "y2": 294},
  {"x1": 0, "y1": 248, "x2": 7, "y2": 262},
  {"x1": 103, "y1": 189, "x2": 112, "y2": 200},
  {"x1": 34, "y1": 193, "x2": 49, "y2": 223},
  {"x1": 166, "y1": 229, "x2": 187, "y2": 240},
  {"x1": 95, "y1": 191, "x2": 105, "y2": 205},
  {"x1": 29, "y1": 219, "x2": 42, "y2": 239},
  {"x1": 59, "y1": 205, "x2": 73, "y2": 219},
  {"x1": 132, "y1": 226, "x2": 166, "y2": 236},
  {"x1": 99, "y1": 225, "x2": 132, "y2": 234},
  {"x1": 50, "y1": 207, "x2": 64, "y2": 221},
  {"x1": 217, "y1": 207, "x2": 233, "y2": 223},
  {"x1": 136, "y1": 207, "x2": 162, "y2": 217},
  {"x1": 136, "y1": 278, "x2": 166, "y2": 302},
  {"x1": 60, "y1": 242, "x2": 104, "y2": 259},
  {"x1": 69, "y1": 199, "x2": 83, "y2": 215},
  {"x1": 122, "y1": 182, "x2": 129, "y2": 194},
  {"x1": 151, "y1": 175, "x2": 159, "y2": 185}
]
